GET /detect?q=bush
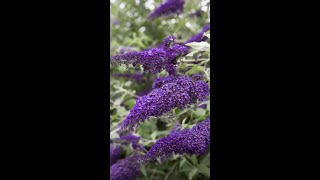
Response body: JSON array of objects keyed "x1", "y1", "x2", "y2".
[{"x1": 110, "y1": 0, "x2": 210, "y2": 179}]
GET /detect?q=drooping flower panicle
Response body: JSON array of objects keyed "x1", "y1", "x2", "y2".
[
  {"x1": 143, "y1": 118, "x2": 210, "y2": 162},
  {"x1": 110, "y1": 144, "x2": 121, "y2": 165},
  {"x1": 185, "y1": 24, "x2": 210, "y2": 44},
  {"x1": 110, "y1": 36, "x2": 188, "y2": 76},
  {"x1": 120, "y1": 75, "x2": 209, "y2": 132},
  {"x1": 110, "y1": 155, "x2": 142, "y2": 180},
  {"x1": 147, "y1": 0, "x2": 185, "y2": 20}
]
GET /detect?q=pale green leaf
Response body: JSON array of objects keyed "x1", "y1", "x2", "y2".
[
  {"x1": 124, "y1": 81, "x2": 132, "y2": 87},
  {"x1": 188, "y1": 169, "x2": 198, "y2": 180},
  {"x1": 116, "y1": 106, "x2": 127, "y2": 116},
  {"x1": 140, "y1": 165, "x2": 148, "y2": 179},
  {"x1": 179, "y1": 158, "x2": 187, "y2": 169},
  {"x1": 194, "y1": 108, "x2": 206, "y2": 117},
  {"x1": 186, "y1": 65, "x2": 203, "y2": 75},
  {"x1": 124, "y1": 99, "x2": 136, "y2": 109},
  {"x1": 204, "y1": 31, "x2": 210, "y2": 39},
  {"x1": 150, "y1": 131, "x2": 157, "y2": 140},
  {"x1": 114, "y1": 98, "x2": 123, "y2": 106},
  {"x1": 197, "y1": 164, "x2": 210, "y2": 177},
  {"x1": 110, "y1": 132, "x2": 119, "y2": 139},
  {"x1": 185, "y1": 42, "x2": 210, "y2": 51},
  {"x1": 186, "y1": 50, "x2": 199, "y2": 57}
]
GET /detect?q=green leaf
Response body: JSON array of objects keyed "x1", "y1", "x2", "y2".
[
  {"x1": 179, "y1": 158, "x2": 187, "y2": 169},
  {"x1": 206, "y1": 100, "x2": 210, "y2": 111},
  {"x1": 186, "y1": 50, "x2": 199, "y2": 57},
  {"x1": 188, "y1": 168, "x2": 198, "y2": 180},
  {"x1": 110, "y1": 132, "x2": 119, "y2": 139},
  {"x1": 194, "y1": 108, "x2": 206, "y2": 117},
  {"x1": 150, "y1": 131, "x2": 157, "y2": 140},
  {"x1": 185, "y1": 42, "x2": 210, "y2": 51},
  {"x1": 172, "y1": 154, "x2": 180, "y2": 160},
  {"x1": 124, "y1": 81, "x2": 132, "y2": 87},
  {"x1": 116, "y1": 106, "x2": 127, "y2": 116},
  {"x1": 200, "y1": 153, "x2": 210, "y2": 166},
  {"x1": 186, "y1": 65, "x2": 203, "y2": 76},
  {"x1": 140, "y1": 165, "x2": 148, "y2": 179},
  {"x1": 186, "y1": 155, "x2": 198, "y2": 167},
  {"x1": 197, "y1": 164, "x2": 210, "y2": 177},
  {"x1": 124, "y1": 99, "x2": 136, "y2": 109},
  {"x1": 189, "y1": 155, "x2": 198, "y2": 166},
  {"x1": 113, "y1": 98, "x2": 123, "y2": 106},
  {"x1": 181, "y1": 117, "x2": 188, "y2": 129},
  {"x1": 204, "y1": 31, "x2": 210, "y2": 39}
]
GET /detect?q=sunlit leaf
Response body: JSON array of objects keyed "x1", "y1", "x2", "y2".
[{"x1": 185, "y1": 42, "x2": 210, "y2": 51}]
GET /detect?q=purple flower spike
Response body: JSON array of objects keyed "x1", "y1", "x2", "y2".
[
  {"x1": 143, "y1": 118, "x2": 210, "y2": 162},
  {"x1": 120, "y1": 75, "x2": 209, "y2": 132},
  {"x1": 110, "y1": 144, "x2": 121, "y2": 165},
  {"x1": 110, "y1": 155, "x2": 142, "y2": 180},
  {"x1": 185, "y1": 24, "x2": 211, "y2": 44},
  {"x1": 110, "y1": 36, "x2": 188, "y2": 75},
  {"x1": 163, "y1": 36, "x2": 176, "y2": 49},
  {"x1": 148, "y1": 0, "x2": 185, "y2": 20}
]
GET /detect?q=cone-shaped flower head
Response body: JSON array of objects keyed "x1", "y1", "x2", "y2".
[
  {"x1": 185, "y1": 25, "x2": 210, "y2": 44},
  {"x1": 110, "y1": 155, "x2": 142, "y2": 180},
  {"x1": 143, "y1": 118, "x2": 210, "y2": 162},
  {"x1": 110, "y1": 36, "x2": 188, "y2": 76},
  {"x1": 147, "y1": 0, "x2": 185, "y2": 20},
  {"x1": 110, "y1": 144, "x2": 121, "y2": 165},
  {"x1": 120, "y1": 75, "x2": 209, "y2": 132}
]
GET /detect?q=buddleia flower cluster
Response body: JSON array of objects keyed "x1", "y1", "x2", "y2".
[
  {"x1": 111, "y1": 3, "x2": 211, "y2": 177},
  {"x1": 120, "y1": 75, "x2": 209, "y2": 132},
  {"x1": 185, "y1": 24, "x2": 211, "y2": 44},
  {"x1": 110, "y1": 155, "x2": 142, "y2": 180},
  {"x1": 110, "y1": 144, "x2": 121, "y2": 165},
  {"x1": 110, "y1": 36, "x2": 188, "y2": 76},
  {"x1": 147, "y1": 0, "x2": 185, "y2": 20},
  {"x1": 143, "y1": 118, "x2": 210, "y2": 162}
]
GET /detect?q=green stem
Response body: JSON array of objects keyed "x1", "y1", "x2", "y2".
[
  {"x1": 181, "y1": 58, "x2": 207, "y2": 62},
  {"x1": 114, "y1": 85, "x2": 139, "y2": 98},
  {"x1": 110, "y1": 127, "x2": 120, "y2": 135},
  {"x1": 197, "y1": 100, "x2": 209, "y2": 107}
]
